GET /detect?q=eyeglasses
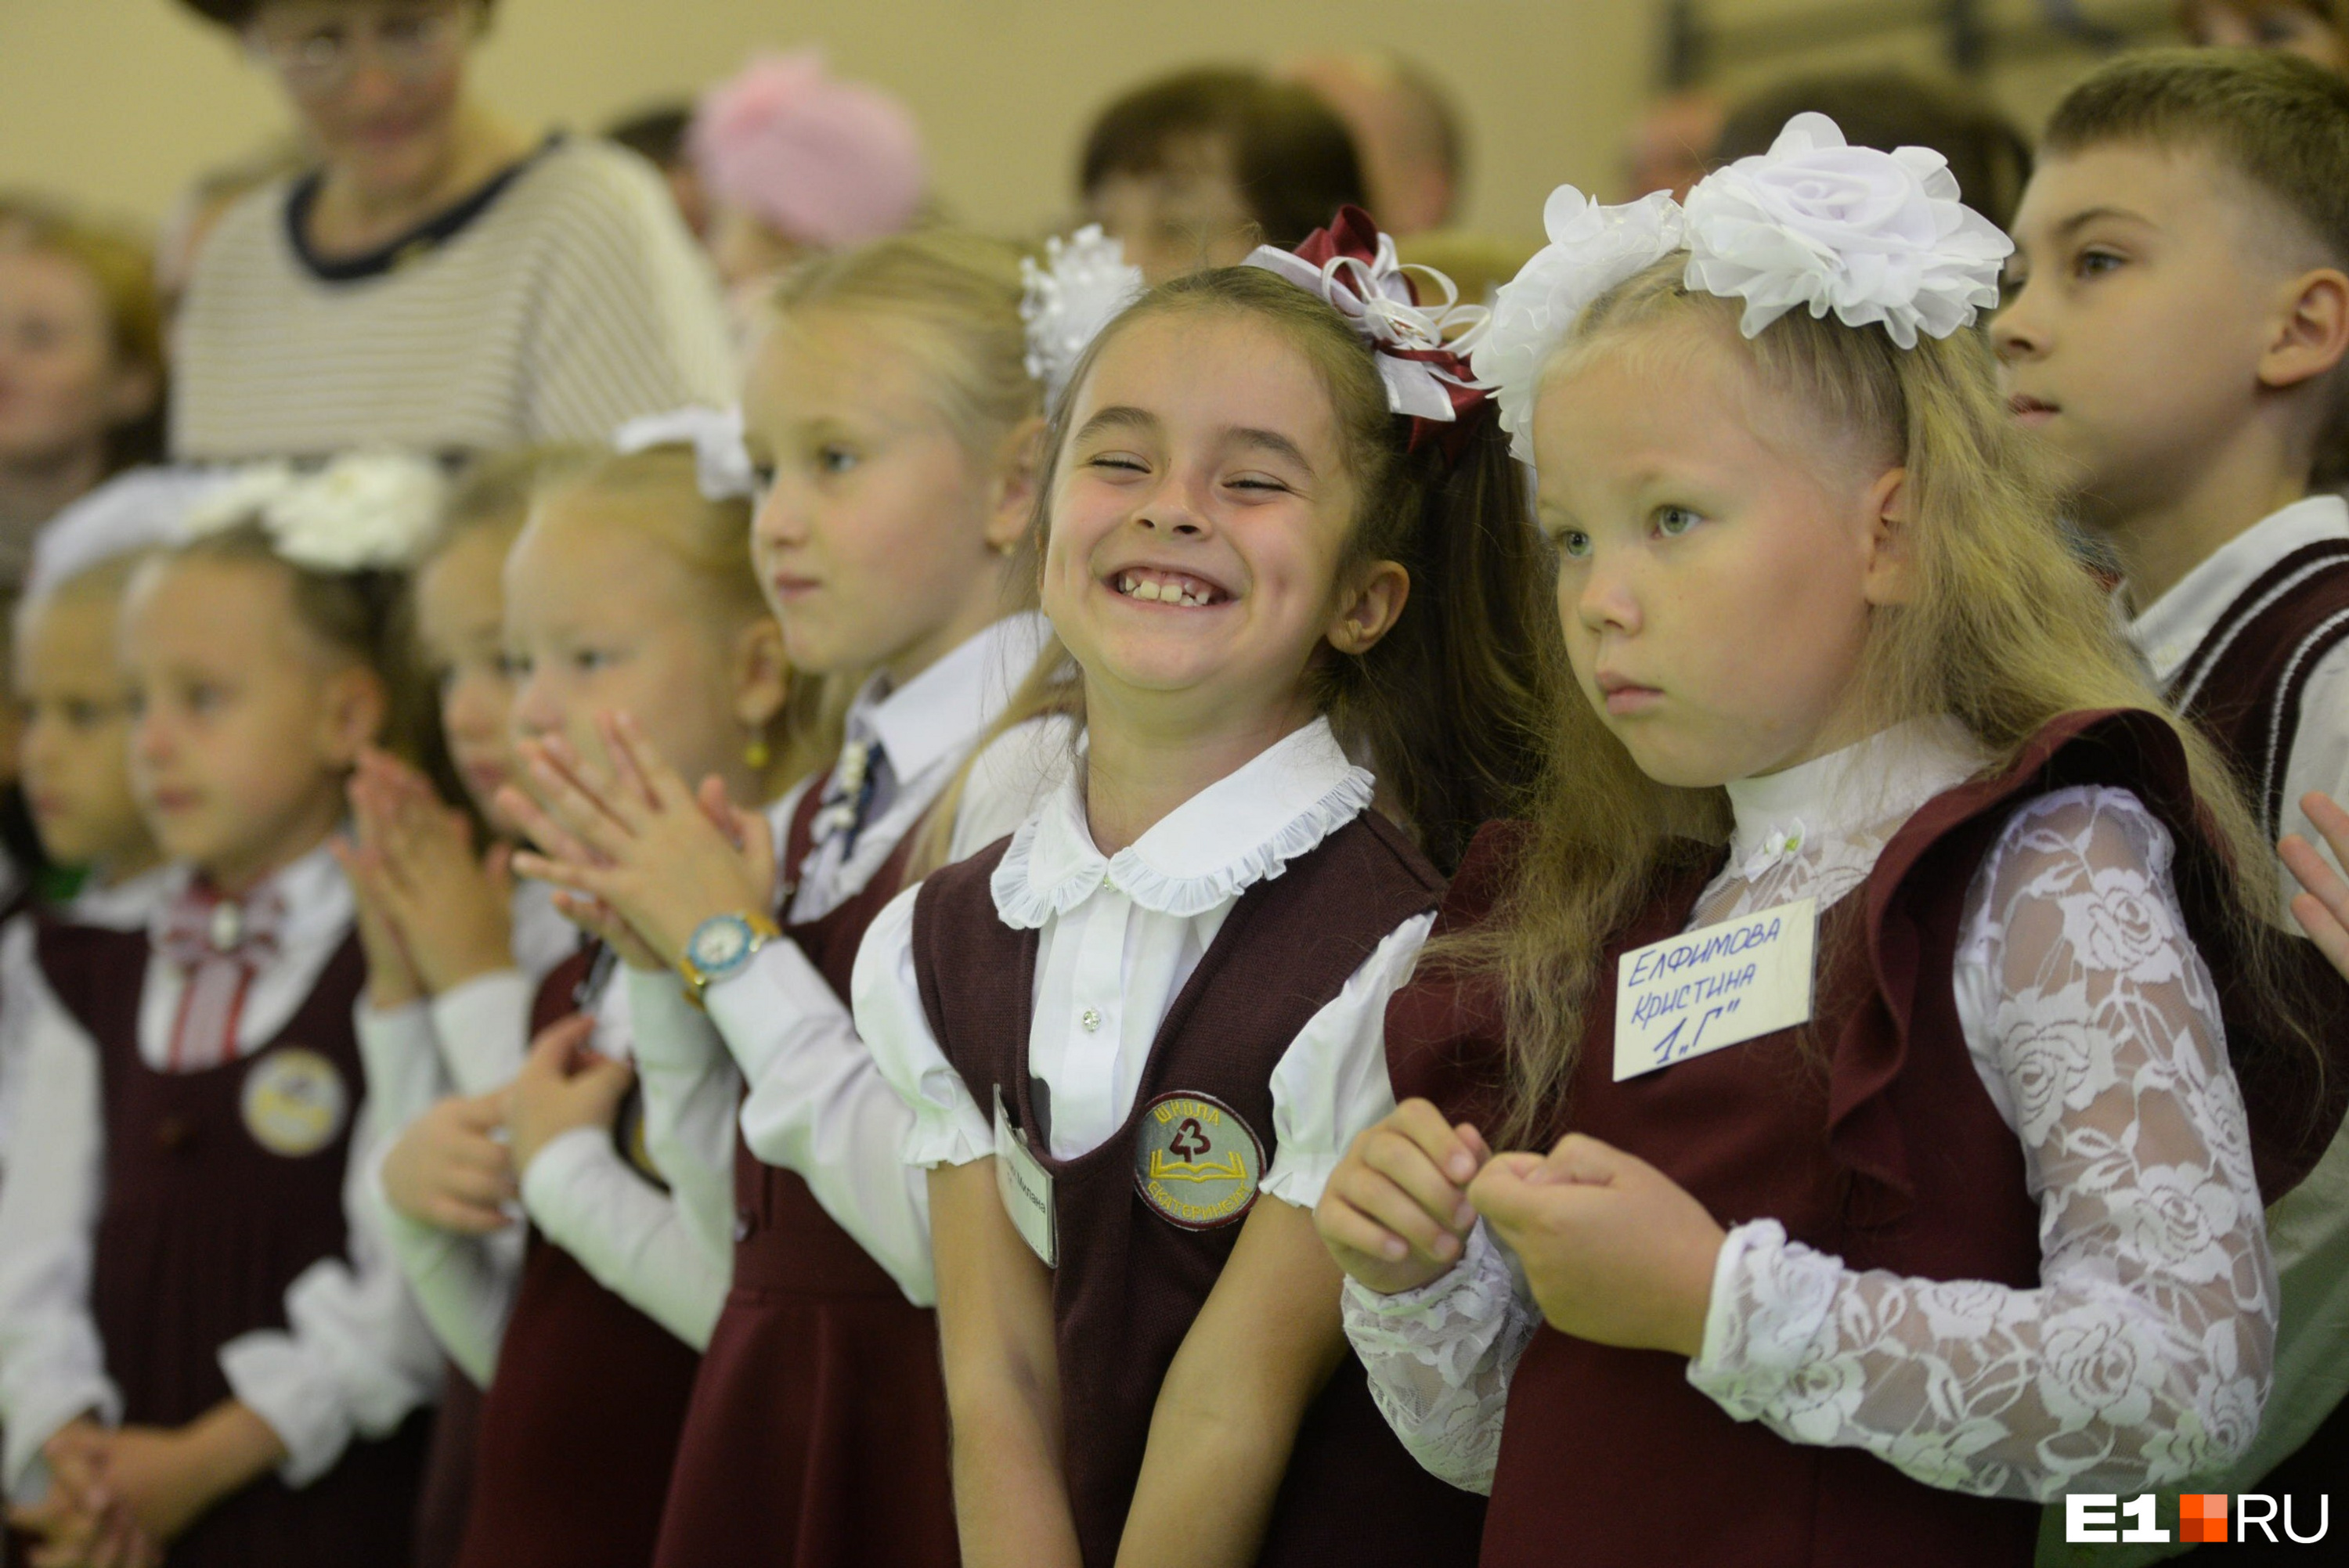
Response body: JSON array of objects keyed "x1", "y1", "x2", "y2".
[{"x1": 249, "y1": 3, "x2": 476, "y2": 96}]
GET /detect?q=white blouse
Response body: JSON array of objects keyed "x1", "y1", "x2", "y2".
[
  {"x1": 378, "y1": 939, "x2": 731, "y2": 1380},
  {"x1": 857, "y1": 716, "x2": 1434, "y2": 1212},
  {"x1": 1341, "y1": 721, "x2": 2276, "y2": 1504},
  {"x1": 627, "y1": 612, "x2": 1066, "y2": 1308},
  {"x1": 0, "y1": 849, "x2": 441, "y2": 1499}
]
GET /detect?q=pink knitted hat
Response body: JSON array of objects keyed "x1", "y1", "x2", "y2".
[{"x1": 689, "y1": 50, "x2": 928, "y2": 249}]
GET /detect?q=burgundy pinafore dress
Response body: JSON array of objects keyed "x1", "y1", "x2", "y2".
[
  {"x1": 2160, "y1": 541, "x2": 2349, "y2": 1501},
  {"x1": 450, "y1": 944, "x2": 699, "y2": 1568},
  {"x1": 1387, "y1": 710, "x2": 2346, "y2": 1568},
  {"x1": 912, "y1": 809, "x2": 1488, "y2": 1568},
  {"x1": 653, "y1": 776, "x2": 957, "y2": 1568},
  {"x1": 39, "y1": 920, "x2": 429, "y2": 1568}
]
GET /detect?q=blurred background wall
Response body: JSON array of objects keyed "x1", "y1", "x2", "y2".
[{"x1": 0, "y1": 0, "x2": 2180, "y2": 241}]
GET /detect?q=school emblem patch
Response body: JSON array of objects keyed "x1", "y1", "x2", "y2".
[
  {"x1": 1132, "y1": 1091, "x2": 1263, "y2": 1231},
  {"x1": 240, "y1": 1047, "x2": 348, "y2": 1159}
]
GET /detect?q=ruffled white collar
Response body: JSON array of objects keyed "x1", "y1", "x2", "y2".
[
  {"x1": 1723, "y1": 717, "x2": 1984, "y2": 881},
  {"x1": 991, "y1": 716, "x2": 1373, "y2": 926}
]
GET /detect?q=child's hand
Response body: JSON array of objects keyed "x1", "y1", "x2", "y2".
[
  {"x1": 506, "y1": 1015, "x2": 634, "y2": 1175},
  {"x1": 1470, "y1": 1134, "x2": 1727, "y2": 1359},
  {"x1": 95, "y1": 1403, "x2": 286, "y2": 1547},
  {"x1": 383, "y1": 1091, "x2": 517, "y2": 1234},
  {"x1": 2282, "y1": 791, "x2": 2349, "y2": 978},
  {"x1": 348, "y1": 751, "x2": 516, "y2": 995},
  {"x1": 1314, "y1": 1100, "x2": 1491, "y2": 1296},
  {"x1": 503, "y1": 712, "x2": 775, "y2": 970},
  {"x1": 9, "y1": 1419, "x2": 159, "y2": 1568},
  {"x1": 333, "y1": 831, "x2": 422, "y2": 1013},
  {"x1": 546, "y1": 889, "x2": 666, "y2": 973}
]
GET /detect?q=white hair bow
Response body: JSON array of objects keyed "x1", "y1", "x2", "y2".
[
  {"x1": 1470, "y1": 186, "x2": 1687, "y2": 464},
  {"x1": 182, "y1": 451, "x2": 446, "y2": 573},
  {"x1": 1683, "y1": 111, "x2": 2012, "y2": 349},
  {"x1": 1022, "y1": 225, "x2": 1148, "y2": 409},
  {"x1": 615, "y1": 406, "x2": 757, "y2": 500}
]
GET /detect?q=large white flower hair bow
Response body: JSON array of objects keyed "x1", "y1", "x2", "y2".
[
  {"x1": 182, "y1": 450, "x2": 446, "y2": 573},
  {"x1": 615, "y1": 405, "x2": 756, "y2": 500},
  {"x1": 1243, "y1": 206, "x2": 1492, "y2": 454},
  {"x1": 1683, "y1": 111, "x2": 2012, "y2": 349},
  {"x1": 1470, "y1": 186, "x2": 1688, "y2": 464},
  {"x1": 1021, "y1": 225, "x2": 1146, "y2": 409}
]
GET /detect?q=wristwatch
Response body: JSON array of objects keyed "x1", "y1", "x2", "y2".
[{"x1": 678, "y1": 910, "x2": 784, "y2": 1007}]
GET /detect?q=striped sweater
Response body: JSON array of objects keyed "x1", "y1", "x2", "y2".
[{"x1": 171, "y1": 138, "x2": 734, "y2": 461}]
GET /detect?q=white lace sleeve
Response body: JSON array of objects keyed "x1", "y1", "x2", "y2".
[
  {"x1": 1340, "y1": 1220, "x2": 1543, "y2": 1494},
  {"x1": 1687, "y1": 786, "x2": 2275, "y2": 1501}
]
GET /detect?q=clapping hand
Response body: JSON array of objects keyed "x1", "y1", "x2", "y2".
[{"x1": 502, "y1": 713, "x2": 774, "y2": 972}]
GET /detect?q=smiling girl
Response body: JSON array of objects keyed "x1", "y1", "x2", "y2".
[
  {"x1": 853, "y1": 210, "x2": 1557, "y2": 1567},
  {"x1": 1315, "y1": 119, "x2": 2343, "y2": 1568},
  {"x1": 507, "y1": 231, "x2": 1066, "y2": 1568}
]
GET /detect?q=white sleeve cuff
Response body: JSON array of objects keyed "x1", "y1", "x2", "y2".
[
  {"x1": 1262, "y1": 911, "x2": 1434, "y2": 1209},
  {"x1": 1686, "y1": 1218, "x2": 1839, "y2": 1419},
  {"x1": 1, "y1": 1379, "x2": 120, "y2": 1499},
  {"x1": 352, "y1": 1003, "x2": 444, "y2": 1142},
  {"x1": 428, "y1": 969, "x2": 536, "y2": 1097},
  {"x1": 850, "y1": 885, "x2": 994, "y2": 1167},
  {"x1": 218, "y1": 1331, "x2": 351, "y2": 1487}
]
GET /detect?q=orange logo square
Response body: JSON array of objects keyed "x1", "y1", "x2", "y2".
[{"x1": 2180, "y1": 1494, "x2": 2228, "y2": 1544}]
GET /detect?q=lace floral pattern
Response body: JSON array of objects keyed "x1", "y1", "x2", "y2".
[
  {"x1": 1344, "y1": 755, "x2": 2275, "y2": 1501},
  {"x1": 1341, "y1": 1224, "x2": 1542, "y2": 1494}
]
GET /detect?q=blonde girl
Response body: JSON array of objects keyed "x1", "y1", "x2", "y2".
[
  {"x1": 342, "y1": 448, "x2": 582, "y2": 1568},
  {"x1": 380, "y1": 443, "x2": 792, "y2": 1568},
  {"x1": 0, "y1": 457, "x2": 446, "y2": 1567},
  {"x1": 853, "y1": 208, "x2": 1558, "y2": 1568},
  {"x1": 1316, "y1": 118, "x2": 2338, "y2": 1568},
  {"x1": 508, "y1": 230, "x2": 1066, "y2": 1568}
]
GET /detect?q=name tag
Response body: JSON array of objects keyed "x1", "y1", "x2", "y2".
[
  {"x1": 993, "y1": 1085, "x2": 1056, "y2": 1267},
  {"x1": 1613, "y1": 896, "x2": 1817, "y2": 1082}
]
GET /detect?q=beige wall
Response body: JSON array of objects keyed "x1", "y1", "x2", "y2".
[
  {"x1": 0, "y1": 1, "x2": 2161, "y2": 245},
  {"x1": 0, "y1": 0, "x2": 1658, "y2": 241}
]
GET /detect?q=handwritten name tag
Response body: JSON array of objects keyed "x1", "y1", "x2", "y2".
[
  {"x1": 1612, "y1": 896, "x2": 1817, "y2": 1082},
  {"x1": 994, "y1": 1085, "x2": 1057, "y2": 1267}
]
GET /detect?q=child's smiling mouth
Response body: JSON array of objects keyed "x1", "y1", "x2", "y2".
[{"x1": 1109, "y1": 566, "x2": 1233, "y2": 607}]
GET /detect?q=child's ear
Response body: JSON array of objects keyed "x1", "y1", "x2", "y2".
[
  {"x1": 318, "y1": 665, "x2": 389, "y2": 769},
  {"x1": 1325, "y1": 561, "x2": 1412, "y2": 657},
  {"x1": 983, "y1": 416, "x2": 1049, "y2": 555},
  {"x1": 2260, "y1": 266, "x2": 2349, "y2": 391},
  {"x1": 730, "y1": 616, "x2": 791, "y2": 734},
  {"x1": 1860, "y1": 467, "x2": 1914, "y2": 609}
]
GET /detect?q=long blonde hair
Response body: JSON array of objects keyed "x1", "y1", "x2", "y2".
[{"x1": 1463, "y1": 259, "x2": 2296, "y2": 1144}]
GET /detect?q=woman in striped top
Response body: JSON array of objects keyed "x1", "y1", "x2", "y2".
[{"x1": 168, "y1": 1, "x2": 733, "y2": 461}]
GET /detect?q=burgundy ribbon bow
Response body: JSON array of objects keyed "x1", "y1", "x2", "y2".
[
  {"x1": 1247, "y1": 205, "x2": 1495, "y2": 460},
  {"x1": 156, "y1": 881, "x2": 286, "y2": 1072}
]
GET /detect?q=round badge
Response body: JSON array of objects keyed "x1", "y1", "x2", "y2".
[
  {"x1": 1132, "y1": 1091, "x2": 1264, "y2": 1231},
  {"x1": 240, "y1": 1048, "x2": 348, "y2": 1159}
]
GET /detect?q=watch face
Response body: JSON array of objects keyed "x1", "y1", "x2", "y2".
[{"x1": 689, "y1": 916, "x2": 752, "y2": 972}]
